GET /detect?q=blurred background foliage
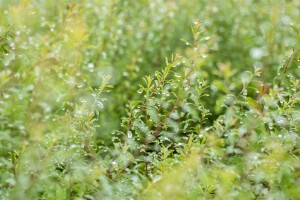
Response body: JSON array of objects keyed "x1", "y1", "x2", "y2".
[{"x1": 0, "y1": 0, "x2": 300, "y2": 199}]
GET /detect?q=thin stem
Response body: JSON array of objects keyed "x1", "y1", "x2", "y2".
[
  {"x1": 0, "y1": 25, "x2": 14, "y2": 44},
  {"x1": 278, "y1": 49, "x2": 294, "y2": 88}
]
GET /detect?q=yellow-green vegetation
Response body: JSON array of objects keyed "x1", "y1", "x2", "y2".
[{"x1": 0, "y1": 0, "x2": 300, "y2": 199}]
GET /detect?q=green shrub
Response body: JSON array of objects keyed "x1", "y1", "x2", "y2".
[{"x1": 0, "y1": 0, "x2": 300, "y2": 199}]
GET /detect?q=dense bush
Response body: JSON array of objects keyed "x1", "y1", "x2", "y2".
[{"x1": 0, "y1": 0, "x2": 300, "y2": 199}]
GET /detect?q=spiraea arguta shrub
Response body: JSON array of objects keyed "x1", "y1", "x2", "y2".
[
  {"x1": 1, "y1": 0, "x2": 300, "y2": 199},
  {"x1": 142, "y1": 50, "x2": 300, "y2": 199}
]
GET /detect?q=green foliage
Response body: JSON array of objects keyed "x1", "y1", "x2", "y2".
[{"x1": 0, "y1": 0, "x2": 300, "y2": 199}]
